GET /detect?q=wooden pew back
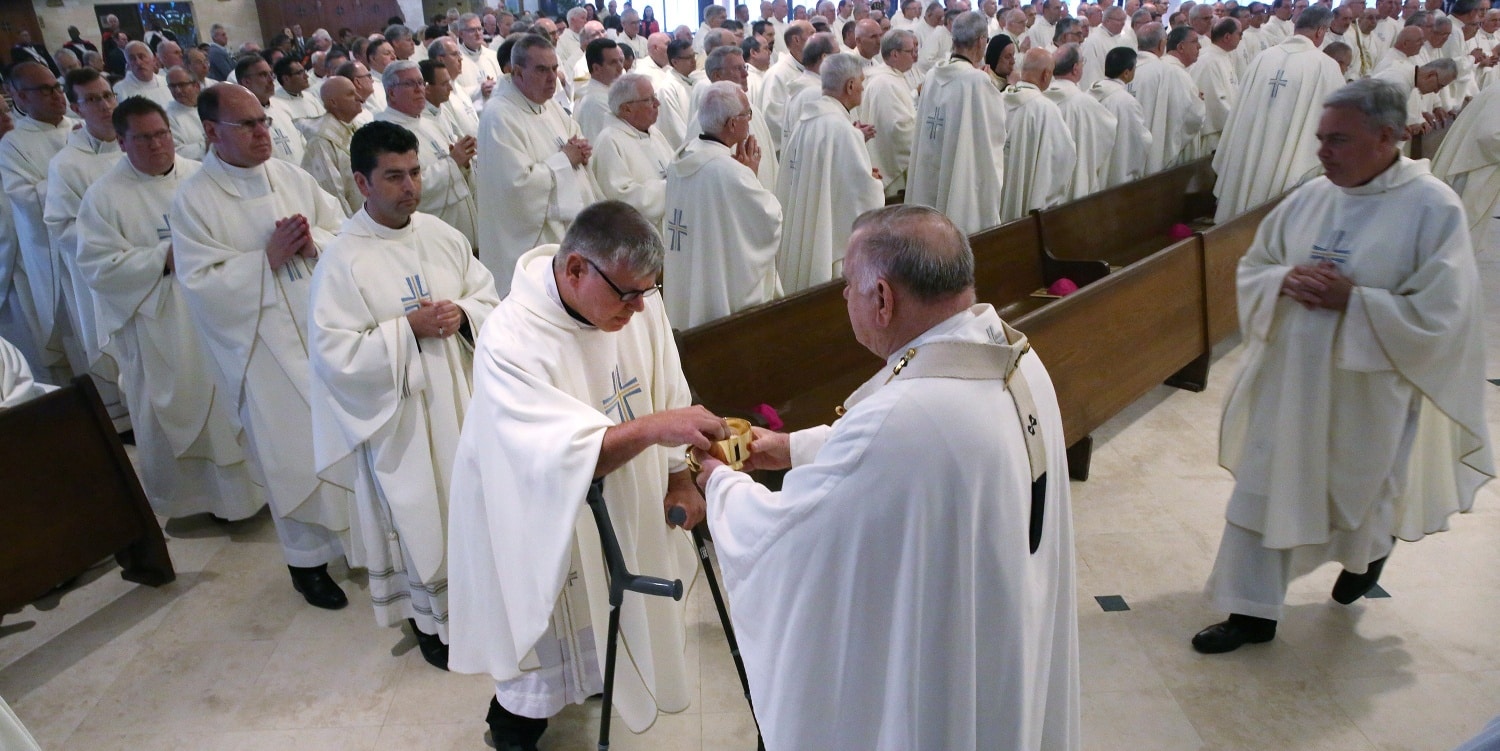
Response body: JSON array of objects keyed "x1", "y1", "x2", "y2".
[
  {"x1": 1038, "y1": 157, "x2": 1216, "y2": 267},
  {"x1": 1201, "y1": 196, "x2": 1284, "y2": 344}
]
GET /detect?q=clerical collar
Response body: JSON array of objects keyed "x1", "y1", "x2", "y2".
[
  {"x1": 544, "y1": 263, "x2": 599, "y2": 328},
  {"x1": 699, "y1": 132, "x2": 729, "y2": 147},
  {"x1": 950, "y1": 53, "x2": 975, "y2": 65}
]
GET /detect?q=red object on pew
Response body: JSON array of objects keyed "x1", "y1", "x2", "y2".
[
  {"x1": 1168, "y1": 223, "x2": 1195, "y2": 240},
  {"x1": 1047, "y1": 278, "x2": 1080, "y2": 297},
  {"x1": 754, "y1": 403, "x2": 785, "y2": 431}
]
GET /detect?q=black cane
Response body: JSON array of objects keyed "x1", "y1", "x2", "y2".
[{"x1": 588, "y1": 479, "x2": 683, "y2": 751}]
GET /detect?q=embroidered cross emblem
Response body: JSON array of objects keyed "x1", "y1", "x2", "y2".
[
  {"x1": 1310, "y1": 230, "x2": 1354, "y2": 265},
  {"x1": 666, "y1": 209, "x2": 689, "y2": 252},
  {"x1": 601, "y1": 366, "x2": 644, "y2": 423},
  {"x1": 283, "y1": 256, "x2": 311, "y2": 282},
  {"x1": 400, "y1": 274, "x2": 432, "y2": 312},
  {"x1": 272, "y1": 125, "x2": 291, "y2": 153},
  {"x1": 986, "y1": 325, "x2": 1006, "y2": 344},
  {"x1": 1268, "y1": 69, "x2": 1289, "y2": 99},
  {"x1": 925, "y1": 106, "x2": 946, "y2": 140},
  {"x1": 785, "y1": 147, "x2": 800, "y2": 171},
  {"x1": 156, "y1": 213, "x2": 171, "y2": 242}
]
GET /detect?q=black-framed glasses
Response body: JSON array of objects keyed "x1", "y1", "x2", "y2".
[{"x1": 585, "y1": 257, "x2": 661, "y2": 302}]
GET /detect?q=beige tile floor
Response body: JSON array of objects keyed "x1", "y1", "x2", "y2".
[{"x1": 4, "y1": 239, "x2": 1500, "y2": 750}]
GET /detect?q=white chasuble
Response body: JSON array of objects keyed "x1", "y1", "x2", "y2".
[
  {"x1": 1190, "y1": 44, "x2": 1239, "y2": 159},
  {"x1": 264, "y1": 100, "x2": 308, "y2": 167},
  {"x1": 1212, "y1": 35, "x2": 1345, "y2": 223},
  {"x1": 775, "y1": 96, "x2": 884, "y2": 294},
  {"x1": 1129, "y1": 53, "x2": 1205, "y2": 174},
  {"x1": 476, "y1": 79, "x2": 601, "y2": 295},
  {"x1": 447, "y1": 247, "x2": 696, "y2": 731},
  {"x1": 376, "y1": 107, "x2": 479, "y2": 248},
  {"x1": 1079, "y1": 28, "x2": 1133, "y2": 89},
  {"x1": 0, "y1": 188, "x2": 45, "y2": 378},
  {"x1": 114, "y1": 74, "x2": 174, "y2": 108},
  {"x1": 705, "y1": 306, "x2": 1080, "y2": 751},
  {"x1": 680, "y1": 97, "x2": 781, "y2": 192},
  {"x1": 166, "y1": 100, "x2": 207, "y2": 160},
  {"x1": 1001, "y1": 82, "x2": 1077, "y2": 222},
  {"x1": 907, "y1": 59, "x2": 1008, "y2": 234},
  {"x1": 75, "y1": 155, "x2": 265, "y2": 522},
  {"x1": 589, "y1": 116, "x2": 675, "y2": 227},
  {"x1": 171, "y1": 150, "x2": 354, "y2": 533},
  {"x1": 0, "y1": 115, "x2": 72, "y2": 375},
  {"x1": 572, "y1": 79, "x2": 612, "y2": 142},
  {"x1": 44, "y1": 128, "x2": 123, "y2": 376},
  {"x1": 1220, "y1": 158, "x2": 1493, "y2": 560},
  {"x1": 662, "y1": 137, "x2": 783, "y2": 329},
  {"x1": 310, "y1": 210, "x2": 500, "y2": 638},
  {"x1": 1091, "y1": 79, "x2": 1154, "y2": 188},
  {"x1": 1430, "y1": 83, "x2": 1500, "y2": 240},
  {"x1": 1045, "y1": 79, "x2": 1117, "y2": 200},
  {"x1": 856, "y1": 63, "x2": 917, "y2": 198},
  {"x1": 301, "y1": 113, "x2": 363, "y2": 216}
]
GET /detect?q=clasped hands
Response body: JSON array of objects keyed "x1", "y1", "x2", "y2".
[
  {"x1": 406, "y1": 299, "x2": 466, "y2": 339},
  {"x1": 265, "y1": 214, "x2": 319, "y2": 270},
  {"x1": 1280, "y1": 261, "x2": 1352, "y2": 311}
]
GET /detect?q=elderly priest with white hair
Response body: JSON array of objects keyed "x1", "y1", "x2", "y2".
[
  {"x1": 477, "y1": 34, "x2": 600, "y2": 293},
  {"x1": 907, "y1": 11, "x2": 1008, "y2": 234},
  {"x1": 695, "y1": 204, "x2": 1081, "y2": 750},
  {"x1": 1192, "y1": 79, "x2": 1494, "y2": 655},
  {"x1": 855, "y1": 28, "x2": 919, "y2": 200},
  {"x1": 776, "y1": 52, "x2": 884, "y2": 295},
  {"x1": 589, "y1": 73, "x2": 676, "y2": 227},
  {"x1": 662, "y1": 81, "x2": 782, "y2": 329},
  {"x1": 448, "y1": 201, "x2": 717, "y2": 751}
]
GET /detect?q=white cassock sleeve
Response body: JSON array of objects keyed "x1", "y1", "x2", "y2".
[{"x1": 0, "y1": 334, "x2": 53, "y2": 407}]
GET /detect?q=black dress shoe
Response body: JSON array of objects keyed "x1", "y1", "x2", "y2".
[
  {"x1": 1332, "y1": 554, "x2": 1389, "y2": 604},
  {"x1": 408, "y1": 619, "x2": 449, "y2": 671},
  {"x1": 486, "y1": 696, "x2": 545, "y2": 751},
  {"x1": 1191, "y1": 613, "x2": 1277, "y2": 654},
  {"x1": 118, "y1": 429, "x2": 136, "y2": 445},
  {"x1": 288, "y1": 564, "x2": 348, "y2": 610}
]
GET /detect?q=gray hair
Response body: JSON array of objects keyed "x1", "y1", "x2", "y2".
[
  {"x1": 705, "y1": 45, "x2": 745, "y2": 79},
  {"x1": 1419, "y1": 56, "x2": 1458, "y2": 78},
  {"x1": 1295, "y1": 4, "x2": 1334, "y2": 31},
  {"x1": 384, "y1": 24, "x2": 413, "y2": 41},
  {"x1": 1432, "y1": 15, "x2": 1452, "y2": 31},
  {"x1": 567, "y1": 6, "x2": 589, "y2": 22},
  {"x1": 382, "y1": 58, "x2": 420, "y2": 91},
  {"x1": 698, "y1": 80, "x2": 747, "y2": 134},
  {"x1": 952, "y1": 11, "x2": 990, "y2": 46},
  {"x1": 802, "y1": 32, "x2": 837, "y2": 67},
  {"x1": 703, "y1": 27, "x2": 736, "y2": 51},
  {"x1": 1322, "y1": 78, "x2": 1407, "y2": 134},
  {"x1": 881, "y1": 28, "x2": 916, "y2": 60},
  {"x1": 1137, "y1": 22, "x2": 1165, "y2": 51},
  {"x1": 511, "y1": 33, "x2": 555, "y2": 69},
  {"x1": 557, "y1": 201, "x2": 665, "y2": 276},
  {"x1": 848, "y1": 205, "x2": 975, "y2": 301},
  {"x1": 313, "y1": 28, "x2": 332, "y2": 42},
  {"x1": 428, "y1": 38, "x2": 452, "y2": 59},
  {"x1": 1054, "y1": 42, "x2": 1081, "y2": 76},
  {"x1": 609, "y1": 72, "x2": 652, "y2": 114},
  {"x1": 54, "y1": 49, "x2": 80, "y2": 66},
  {"x1": 820, "y1": 52, "x2": 864, "y2": 93}
]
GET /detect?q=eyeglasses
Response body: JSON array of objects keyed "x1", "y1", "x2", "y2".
[
  {"x1": 81, "y1": 91, "x2": 117, "y2": 105},
  {"x1": 20, "y1": 83, "x2": 64, "y2": 94},
  {"x1": 125, "y1": 129, "x2": 174, "y2": 144},
  {"x1": 216, "y1": 116, "x2": 274, "y2": 131},
  {"x1": 390, "y1": 79, "x2": 427, "y2": 89},
  {"x1": 167, "y1": 80, "x2": 200, "y2": 90},
  {"x1": 624, "y1": 95, "x2": 661, "y2": 105},
  {"x1": 585, "y1": 257, "x2": 661, "y2": 302}
]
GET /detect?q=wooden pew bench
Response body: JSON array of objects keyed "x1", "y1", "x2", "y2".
[
  {"x1": 1038, "y1": 157, "x2": 1216, "y2": 269},
  {"x1": 971, "y1": 215, "x2": 1108, "y2": 321},
  {"x1": 1201, "y1": 196, "x2": 1283, "y2": 345}
]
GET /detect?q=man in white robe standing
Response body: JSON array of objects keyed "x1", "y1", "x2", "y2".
[
  {"x1": 776, "y1": 53, "x2": 885, "y2": 293},
  {"x1": 1212, "y1": 5, "x2": 1345, "y2": 223},
  {"x1": 914, "y1": 3, "x2": 956, "y2": 74},
  {"x1": 428, "y1": 39, "x2": 481, "y2": 139},
  {"x1": 269, "y1": 57, "x2": 325, "y2": 131},
  {"x1": 164, "y1": 67, "x2": 206, "y2": 160},
  {"x1": 114, "y1": 41, "x2": 173, "y2": 108},
  {"x1": 762, "y1": 21, "x2": 815, "y2": 152},
  {"x1": 238, "y1": 56, "x2": 307, "y2": 167},
  {"x1": 310, "y1": 121, "x2": 500, "y2": 671},
  {"x1": 663, "y1": 82, "x2": 782, "y2": 328},
  {"x1": 172, "y1": 84, "x2": 356, "y2": 609},
  {"x1": 856, "y1": 29, "x2": 919, "y2": 199},
  {"x1": 447, "y1": 201, "x2": 711, "y2": 751},
  {"x1": 1047, "y1": 43, "x2": 1119, "y2": 200},
  {"x1": 575, "y1": 39, "x2": 626, "y2": 141},
  {"x1": 1, "y1": 62, "x2": 74, "y2": 384},
  {"x1": 477, "y1": 35, "x2": 602, "y2": 294},
  {"x1": 74, "y1": 96, "x2": 265, "y2": 523},
  {"x1": 1430, "y1": 82, "x2": 1500, "y2": 246},
  {"x1": 689, "y1": 46, "x2": 782, "y2": 193},
  {"x1": 456, "y1": 13, "x2": 503, "y2": 112},
  {"x1": 590, "y1": 74, "x2": 676, "y2": 227},
  {"x1": 45, "y1": 68, "x2": 133, "y2": 435},
  {"x1": 0, "y1": 108, "x2": 45, "y2": 377},
  {"x1": 697, "y1": 204, "x2": 1080, "y2": 750},
  {"x1": 1092, "y1": 47, "x2": 1154, "y2": 187},
  {"x1": 1193, "y1": 79, "x2": 1494, "y2": 654},
  {"x1": 908, "y1": 12, "x2": 1009, "y2": 234},
  {"x1": 377, "y1": 61, "x2": 479, "y2": 248},
  {"x1": 1130, "y1": 24, "x2": 1205, "y2": 173},
  {"x1": 1002, "y1": 48, "x2": 1078, "y2": 221},
  {"x1": 1028, "y1": 0, "x2": 1066, "y2": 51},
  {"x1": 1193, "y1": 18, "x2": 1241, "y2": 159},
  {"x1": 1081, "y1": 7, "x2": 1134, "y2": 87},
  {"x1": 302, "y1": 76, "x2": 366, "y2": 215}
]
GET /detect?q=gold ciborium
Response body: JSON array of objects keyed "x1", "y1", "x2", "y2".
[{"x1": 687, "y1": 417, "x2": 754, "y2": 472}]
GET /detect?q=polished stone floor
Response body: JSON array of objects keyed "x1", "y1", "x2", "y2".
[{"x1": 3, "y1": 235, "x2": 1499, "y2": 750}]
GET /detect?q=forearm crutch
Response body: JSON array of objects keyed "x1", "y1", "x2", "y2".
[{"x1": 587, "y1": 479, "x2": 683, "y2": 751}]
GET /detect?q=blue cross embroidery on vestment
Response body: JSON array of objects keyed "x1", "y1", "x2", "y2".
[
  {"x1": 1268, "y1": 69, "x2": 1289, "y2": 99},
  {"x1": 925, "y1": 106, "x2": 947, "y2": 140},
  {"x1": 601, "y1": 366, "x2": 644, "y2": 423},
  {"x1": 272, "y1": 126, "x2": 291, "y2": 154},
  {"x1": 1310, "y1": 230, "x2": 1354, "y2": 265},
  {"x1": 156, "y1": 213, "x2": 171, "y2": 242},
  {"x1": 667, "y1": 209, "x2": 689, "y2": 252},
  {"x1": 282, "y1": 256, "x2": 312, "y2": 282},
  {"x1": 400, "y1": 274, "x2": 432, "y2": 313}
]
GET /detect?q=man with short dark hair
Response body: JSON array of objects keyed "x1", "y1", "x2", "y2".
[
  {"x1": 237, "y1": 56, "x2": 308, "y2": 164},
  {"x1": 271, "y1": 56, "x2": 325, "y2": 128},
  {"x1": 576, "y1": 38, "x2": 625, "y2": 140},
  {"x1": 1090, "y1": 46, "x2": 1153, "y2": 186}
]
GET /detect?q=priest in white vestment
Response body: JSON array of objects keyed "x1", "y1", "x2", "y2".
[
  {"x1": 574, "y1": 40, "x2": 626, "y2": 141},
  {"x1": 1092, "y1": 47, "x2": 1154, "y2": 187},
  {"x1": 856, "y1": 29, "x2": 919, "y2": 198},
  {"x1": 1212, "y1": 6, "x2": 1346, "y2": 223},
  {"x1": 428, "y1": 40, "x2": 482, "y2": 139},
  {"x1": 663, "y1": 82, "x2": 783, "y2": 328},
  {"x1": 776, "y1": 54, "x2": 885, "y2": 293},
  {"x1": 476, "y1": 36, "x2": 602, "y2": 294},
  {"x1": 761, "y1": 21, "x2": 815, "y2": 151},
  {"x1": 1080, "y1": 7, "x2": 1135, "y2": 88},
  {"x1": 44, "y1": 68, "x2": 129, "y2": 432},
  {"x1": 699, "y1": 205, "x2": 1080, "y2": 751},
  {"x1": 238, "y1": 57, "x2": 308, "y2": 167},
  {"x1": 171, "y1": 84, "x2": 357, "y2": 609},
  {"x1": 1130, "y1": 25, "x2": 1206, "y2": 174},
  {"x1": 269, "y1": 58, "x2": 326, "y2": 131},
  {"x1": 448, "y1": 201, "x2": 708, "y2": 750},
  {"x1": 456, "y1": 14, "x2": 503, "y2": 112},
  {"x1": 1193, "y1": 80, "x2": 1494, "y2": 655},
  {"x1": 655, "y1": 39, "x2": 699, "y2": 147},
  {"x1": 0, "y1": 62, "x2": 74, "y2": 384},
  {"x1": 1027, "y1": 0, "x2": 1065, "y2": 51},
  {"x1": 686, "y1": 47, "x2": 782, "y2": 193},
  {"x1": 1048, "y1": 43, "x2": 1119, "y2": 200},
  {"x1": 0, "y1": 108, "x2": 45, "y2": 379},
  {"x1": 1430, "y1": 82, "x2": 1500, "y2": 243},
  {"x1": 114, "y1": 42, "x2": 173, "y2": 108},
  {"x1": 376, "y1": 61, "x2": 479, "y2": 248},
  {"x1": 1193, "y1": 19, "x2": 1242, "y2": 159},
  {"x1": 915, "y1": 3, "x2": 956, "y2": 74},
  {"x1": 1002, "y1": 49, "x2": 1078, "y2": 221},
  {"x1": 778, "y1": 34, "x2": 838, "y2": 145},
  {"x1": 74, "y1": 96, "x2": 265, "y2": 523},
  {"x1": 590, "y1": 74, "x2": 676, "y2": 227},
  {"x1": 303, "y1": 77, "x2": 368, "y2": 215},
  {"x1": 908, "y1": 13, "x2": 1009, "y2": 234},
  {"x1": 310, "y1": 121, "x2": 500, "y2": 669},
  {"x1": 164, "y1": 67, "x2": 206, "y2": 159}
]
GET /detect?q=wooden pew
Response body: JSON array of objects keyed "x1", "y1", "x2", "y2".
[
  {"x1": 970, "y1": 214, "x2": 1109, "y2": 321},
  {"x1": 1200, "y1": 196, "x2": 1283, "y2": 345},
  {"x1": 0, "y1": 377, "x2": 174, "y2": 617},
  {"x1": 1410, "y1": 121, "x2": 1449, "y2": 162},
  {"x1": 1038, "y1": 157, "x2": 1216, "y2": 268}
]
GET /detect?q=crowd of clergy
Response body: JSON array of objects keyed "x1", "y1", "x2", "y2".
[{"x1": 0, "y1": 0, "x2": 1498, "y2": 747}]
